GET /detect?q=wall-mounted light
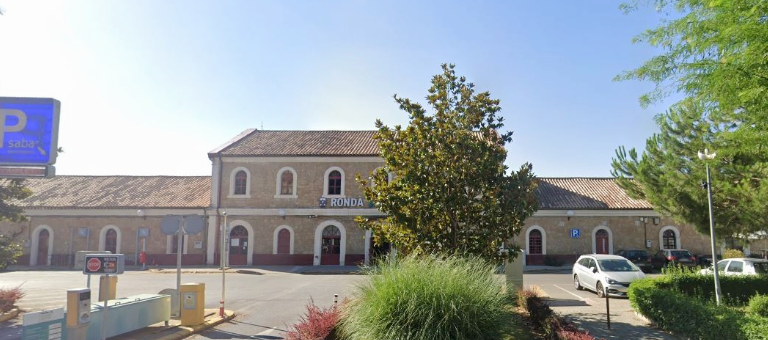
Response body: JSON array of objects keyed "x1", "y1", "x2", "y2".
[
  {"x1": 566, "y1": 210, "x2": 574, "y2": 221},
  {"x1": 307, "y1": 215, "x2": 317, "y2": 219},
  {"x1": 278, "y1": 209, "x2": 286, "y2": 220},
  {"x1": 653, "y1": 217, "x2": 660, "y2": 225},
  {"x1": 137, "y1": 209, "x2": 146, "y2": 220}
]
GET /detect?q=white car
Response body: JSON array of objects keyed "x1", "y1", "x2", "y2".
[
  {"x1": 573, "y1": 254, "x2": 646, "y2": 298},
  {"x1": 699, "y1": 258, "x2": 768, "y2": 276}
]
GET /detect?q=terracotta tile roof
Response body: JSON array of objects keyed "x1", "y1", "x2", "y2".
[
  {"x1": 214, "y1": 130, "x2": 380, "y2": 156},
  {"x1": 13, "y1": 176, "x2": 210, "y2": 209},
  {"x1": 535, "y1": 177, "x2": 653, "y2": 210}
]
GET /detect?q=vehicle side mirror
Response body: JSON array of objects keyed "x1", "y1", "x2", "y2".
[{"x1": 591, "y1": 267, "x2": 598, "y2": 273}]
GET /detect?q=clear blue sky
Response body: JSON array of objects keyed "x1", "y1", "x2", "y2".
[{"x1": 0, "y1": 0, "x2": 672, "y2": 177}]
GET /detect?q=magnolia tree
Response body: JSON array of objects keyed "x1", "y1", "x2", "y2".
[{"x1": 356, "y1": 64, "x2": 538, "y2": 263}]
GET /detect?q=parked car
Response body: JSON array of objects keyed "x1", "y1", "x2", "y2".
[
  {"x1": 572, "y1": 254, "x2": 646, "y2": 298},
  {"x1": 650, "y1": 249, "x2": 697, "y2": 270},
  {"x1": 699, "y1": 258, "x2": 768, "y2": 276},
  {"x1": 615, "y1": 249, "x2": 652, "y2": 273}
]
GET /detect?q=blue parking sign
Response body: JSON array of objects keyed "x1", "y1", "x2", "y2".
[{"x1": 570, "y1": 229, "x2": 580, "y2": 238}]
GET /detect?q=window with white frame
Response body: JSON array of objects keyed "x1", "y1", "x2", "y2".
[
  {"x1": 229, "y1": 167, "x2": 251, "y2": 197},
  {"x1": 275, "y1": 167, "x2": 298, "y2": 198},
  {"x1": 323, "y1": 167, "x2": 345, "y2": 197}
]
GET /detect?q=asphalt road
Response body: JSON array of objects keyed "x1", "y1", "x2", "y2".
[
  {"x1": 1, "y1": 270, "x2": 677, "y2": 340},
  {"x1": 0, "y1": 269, "x2": 364, "y2": 340}
]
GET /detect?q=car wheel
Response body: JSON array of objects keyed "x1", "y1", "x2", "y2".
[
  {"x1": 574, "y1": 275, "x2": 583, "y2": 290},
  {"x1": 596, "y1": 282, "x2": 605, "y2": 298}
]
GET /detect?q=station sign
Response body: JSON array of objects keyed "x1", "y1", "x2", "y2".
[
  {"x1": 0, "y1": 97, "x2": 60, "y2": 166},
  {"x1": 83, "y1": 254, "x2": 125, "y2": 275}
]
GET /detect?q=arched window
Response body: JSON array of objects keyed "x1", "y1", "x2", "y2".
[
  {"x1": 235, "y1": 171, "x2": 248, "y2": 195},
  {"x1": 528, "y1": 230, "x2": 543, "y2": 255},
  {"x1": 105, "y1": 229, "x2": 117, "y2": 254},
  {"x1": 328, "y1": 171, "x2": 342, "y2": 195},
  {"x1": 663, "y1": 230, "x2": 677, "y2": 249},
  {"x1": 281, "y1": 171, "x2": 293, "y2": 195}
]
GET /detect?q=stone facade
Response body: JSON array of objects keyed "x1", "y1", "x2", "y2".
[{"x1": 2, "y1": 130, "x2": 761, "y2": 268}]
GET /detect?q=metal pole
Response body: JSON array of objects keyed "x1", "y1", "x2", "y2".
[
  {"x1": 605, "y1": 285, "x2": 610, "y2": 329},
  {"x1": 220, "y1": 211, "x2": 227, "y2": 317},
  {"x1": 142, "y1": 238, "x2": 146, "y2": 271},
  {"x1": 176, "y1": 216, "x2": 184, "y2": 315},
  {"x1": 705, "y1": 164, "x2": 723, "y2": 305},
  {"x1": 101, "y1": 275, "x2": 109, "y2": 340}
]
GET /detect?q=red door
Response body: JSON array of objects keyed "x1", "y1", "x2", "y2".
[
  {"x1": 37, "y1": 229, "x2": 49, "y2": 266},
  {"x1": 595, "y1": 229, "x2": 609, "y2": 254},
  {"x1": 277, "y1": 229, "x2": 290, "y2": 254},
  {"x1": 320, "y1": 226, "x2": 341, "y2": 265},
  {"x1": 229, "y1": 226, "x2": 248, "y2": 266}
]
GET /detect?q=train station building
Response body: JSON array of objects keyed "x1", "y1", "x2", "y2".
[{"x1": 2, "y1": 129, "x2": 764, "y2": 267}]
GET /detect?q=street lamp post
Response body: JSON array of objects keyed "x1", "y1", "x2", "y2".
[
  {"x1": 220, "y1": 210, "x2": 228, "y2": 317},
  {"x1": 698, "y1": 149, "x2": 723, "y2": 306}
]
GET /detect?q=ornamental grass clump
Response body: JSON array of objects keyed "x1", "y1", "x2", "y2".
[{"x1": 338, "y1": 254, "x2": 508, "y2": 340}]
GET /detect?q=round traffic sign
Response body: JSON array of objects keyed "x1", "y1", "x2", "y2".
[{"x1": 87, "y1": 258, "x2": 101, "y2": 272}]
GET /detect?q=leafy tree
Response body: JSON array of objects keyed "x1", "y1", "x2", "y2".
[
  {"x1": 613, "y1": 1, "x2": 768, "y2": 241},
  {"x1": 355, "y1": 64, "x2": 538, "y2": 262},
  {"x1": 612, "y1": 100, "x2": 768, "y2": 238},
  {"x1": 0, "y1": 179, "x2": 32, "y2": 270}
]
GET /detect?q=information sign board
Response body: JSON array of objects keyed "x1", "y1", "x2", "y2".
[
  {"x1": 0, "y1": 97, "x2": 60, "y2": 166},
  {"x1": 22, "y1": 308, "x2": 64, "y2": 340},
  {"x1": 83, "y1": 254, "x2": 125, "y2": 275}
]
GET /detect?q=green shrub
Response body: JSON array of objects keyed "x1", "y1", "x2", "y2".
[
  {"x1": 742, "y1": 315, "x2": 768, "y2": 340},
  {"x1": 0, "y1": 235, "x2": 23, "y2": 271},
  {"x1": 748, "y1": 294, "x2": 768, "y2": 318},
  {"x1": 652, "y1": 272, "x2": 768, "y2": 305},
  {"x1": 338, "y1": 254, "x2": 508, "y2": 340},
  {"x1": 628, "y1": 278, "x2": 744, "y2": 340},
  {"x1": 724, "y1": 248, "x2": 745, "y2": 259}
]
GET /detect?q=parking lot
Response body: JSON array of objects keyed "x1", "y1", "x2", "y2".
[{"x1": 526, "y1": 272, "x2": 679, "y2": 340}]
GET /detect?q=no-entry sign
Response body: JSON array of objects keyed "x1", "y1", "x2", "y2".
[
  {"x1": 86, "y1": 258, "x2": 101, "y2": 272},
  {"x1": 83, "y1": 254, "x2": 125, "y2": 275}
]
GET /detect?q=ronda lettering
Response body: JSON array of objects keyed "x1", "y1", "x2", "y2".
[{"x1": 330, "y1": 197, "x2": 365, "y2": 207}]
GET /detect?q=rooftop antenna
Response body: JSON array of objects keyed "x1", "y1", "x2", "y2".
[{"x1": 261, "y1": 121, "x2": 263, "y2": 130}]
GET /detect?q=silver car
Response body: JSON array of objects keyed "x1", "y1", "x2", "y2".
[
  {"x1": 573, "y1": 254, "x2": 646, "y2": 298},
  {"x1": 699, "y1": 258, "x2": 768, "y2": 276}
]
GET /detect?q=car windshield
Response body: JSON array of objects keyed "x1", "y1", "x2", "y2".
[
  {"x1": 626, "y1": 251, "x2": 648, "y2": 257},
  {"x1": 598, "y1": 259, "x2": 639, "y2": 272},
  {"x1": 753, "y1": 262, "x2": 768, "y2": 274},
  {"x1": 671, "y1": 251, "x2": 691, "y2": 257}
]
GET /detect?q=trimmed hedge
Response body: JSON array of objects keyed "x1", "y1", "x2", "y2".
[
  {"x1": 645, "y1": 273, "x2": 768, "y2": 305},
  {"x1": 629, "y1": 276, "x2": 768, "y2": 340}
]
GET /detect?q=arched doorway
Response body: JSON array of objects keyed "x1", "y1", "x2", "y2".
[
  {"x1": 595, "y1": 229, "x2": 609, "y2": 254},
  {"x1": 320, "y1": 225, "x2": 341, "y2": 265},
  {"x1": 105, "y1": 229, "x2": 117, "y2": 254},
  {"x1": 37, "y1": 229, "x2": 50, "y2": 266},
  {"x1": 663, "y1": 229, "x2": 677, "y2": 249},
  {"x1": 277, "y1": 229, "x2": 290, "y2": 254},
  {"x1": 229, "y1": 226, "x2": 249, "y2": 266}
]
